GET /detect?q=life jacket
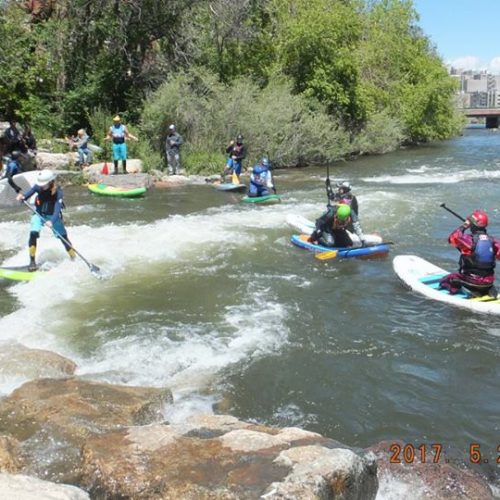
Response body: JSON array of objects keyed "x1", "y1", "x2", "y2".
[
  {"x1": 35, "y1": 187, "x2": 63, "y2": 216},
  {"x1": 336, "y1": 193, "x2": 353, "y2": 206},
  {"x1": 111, "y1": 124, "x2": 126, "y2": 144},
  {"x1": 232, "y1": 144, "x2": 244, "y2": 158},
  {"x1": 250, "y1": 165, "x2": 269, "y2": 187},
  {"x1": 460, "y1": 232, "x2": 495, "y2": 276}
]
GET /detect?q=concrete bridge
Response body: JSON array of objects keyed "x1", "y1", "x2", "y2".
[{"x1": 462, "y1": 108, "x2": 500, "y2": 128}]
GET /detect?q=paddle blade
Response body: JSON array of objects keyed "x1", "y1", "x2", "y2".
[
  {"x1": 231, "y1": 172, "x2": 239, "y2": 184},
  {"x1": 89, "y1": 264, "x2": 109, "y2": 280},
  {"x1": 315, "y1": 250, "x2": 338, "y2": 261}
]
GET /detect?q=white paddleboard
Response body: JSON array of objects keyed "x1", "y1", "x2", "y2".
[
  {"x1": 393, "y1": 255, "x2": 500, "y2": 315},
  {"x1": 0, "y1": 171, "x2": 39, "y2": 207},
  {"x1": 286, "y1": 214, "x2": 383, "y2": 246}
]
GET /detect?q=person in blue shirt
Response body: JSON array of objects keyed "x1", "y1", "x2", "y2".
[
  {"x1": 16, "y1": 170, "x2": 75, "y2": 271},
  {"x1": 105, "y1": 115, "x2": 138, "y2": 175},
  {"x1": 70, "y1": 129, "x2": 92, "y2": 167},
  {"x1": 248, "y1": 158, "x2": 275, "y2": 197},
  {"x1": 2, "y1": 150, "x2": 22, "y2": 193}
]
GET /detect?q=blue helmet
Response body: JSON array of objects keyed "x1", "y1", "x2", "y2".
[{"x1": 262, "y1": 158, "x2": 270, "y2": 167}]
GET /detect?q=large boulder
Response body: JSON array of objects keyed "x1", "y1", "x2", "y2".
[
  {"x1": 0, "y1": 473, "x2": 89, "y2": 500},
  {"x1": 80, "y1": 414, "x2": 378, "y2": 499},
  {"x1": 0, "y1": 378, "x2": 172, "y2": 483},
  {"x1": 35, "y1": 152, "x2": 72, "y2": 170}
]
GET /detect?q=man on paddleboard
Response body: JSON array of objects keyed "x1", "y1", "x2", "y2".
[
  {"x1": 332, "y1": 181, "x2": 359, "y2": 217},
  {"x1": 248, "y1": 158, "x2": 274, "y2": 197},
  {"x1": 222, "y1": 134, "x2": 246, "y2": 183},
  {"x1": 439, "y1": 210, "x2": 500, "y2": 298},
  {"x1": 16, "y1": 170, "x2": 76, "y2": 271},
  {"x1": 308, "y1": 204, "x2": 365, "y2": 248}
]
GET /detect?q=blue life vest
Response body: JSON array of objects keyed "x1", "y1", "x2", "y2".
[
  {"x1": 111, "y1": 124, "x2": 126, "y2": 144},
  {"x1": 461, "y1": 233, "x2": 495, "y2": 276}
]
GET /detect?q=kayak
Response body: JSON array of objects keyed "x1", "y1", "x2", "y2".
[
  {"x1": 215, "y1": 182, "x2": 246, "y2": 192},
  {"x1": 291, "y1": 234, "x2": 390, "y2": 259},
  {"x1": 0, "y1": 265, "x2": 42, "y2": 282},
  {"x1": 88, "y1": 183, "x2": 146, "y2": 198},
  {"x1": 393, "y1": 255, "x2": 500, "y2": 315},
  {"x1": 286, "y1": 214, "x2": 383, "y2": 246},
  {"x1": 241, "y1": 194, "x2": 281, "y2": 204}
]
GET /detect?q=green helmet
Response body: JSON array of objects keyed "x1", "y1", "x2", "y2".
[{"x1": 336, "y1": 204, "x2": 351, "y2": 221}]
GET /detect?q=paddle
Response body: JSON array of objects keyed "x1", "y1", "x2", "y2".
[
  {"x1": 325, "y1": 164, "x2": 335, "y2": 206},
  {"x1": 315, "y1": 250, "x2": 338, "y2": 261},
  {"x1": 21, "y1": 200, "x2": 104, "y2": 279},
  {"x1": 440, "y1": 203, "x2": 466, "y2": 222}
]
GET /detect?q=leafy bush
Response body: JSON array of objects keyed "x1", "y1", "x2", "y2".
[
  {"x1": 352, "y1": 111, "x2": 405, "y2": 155},
  {"x1": 140, "y1": 69, "x2": 351, "y2": 172}
]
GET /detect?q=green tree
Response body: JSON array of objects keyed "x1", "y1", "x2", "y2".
[{"x1": 273, "y1": 0, "x2": 367, "y2": 128}]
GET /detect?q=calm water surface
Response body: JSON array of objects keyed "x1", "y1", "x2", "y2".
[{"x1": 1, "y1": 128, "x2": 500, "y2": 490}]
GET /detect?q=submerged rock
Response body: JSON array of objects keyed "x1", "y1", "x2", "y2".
[{"x1": 0, "y1": 342, "x2": 76, "y2": 380}]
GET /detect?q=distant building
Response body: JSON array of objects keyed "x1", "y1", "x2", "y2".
[{"x1": 449, "y1": 69, "x2": 500, "y2": 108}]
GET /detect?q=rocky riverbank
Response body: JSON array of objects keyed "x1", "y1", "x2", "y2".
[{"x1": 0, "y1": 342, "x2": 493, "y2": 499}]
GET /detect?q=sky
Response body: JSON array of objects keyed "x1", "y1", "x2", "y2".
[{"x1": 412, "y1": 0, "x2": 500, "y2": 74}]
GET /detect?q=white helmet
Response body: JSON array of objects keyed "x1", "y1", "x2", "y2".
[
  {"x1": 36, "y1": 169, "x2": 57, "y2": 186},
  {"x1": 169, "y1": 124, "x2": 175, "y2": 130},
  {"x1": 336, "y1": 181, "x2": 351, "y2": 192}
]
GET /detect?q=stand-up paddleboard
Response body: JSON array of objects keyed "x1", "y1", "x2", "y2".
[
  {"x1": 0, "y1": 170, "x2": 39, "y2": 207},
  {"x1": 215, "y1": 182, "x2": 246, "y2": 192},
  {"x1": 286, "y1": 214, "x2": 383, "y2": 246},
  {"x1": 88, "y1": 183, "x2": 146, "y2": 198},
  {"x1": 291, "y1": 234, "x2": 390, "y2": 259},
  {"x1": 241, "y1": 194, "x2": 281, "y2": 204},
  {"x1": 393, "y1": 255, "x2": 500, "y2": 314},
  {"x1": 0, "y1": 265, "x2": 43, "y2": 282}
]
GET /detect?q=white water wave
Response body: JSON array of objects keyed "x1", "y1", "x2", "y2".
[{"x1": 362, "y1": 169, "x2": 500, "y2": 185}]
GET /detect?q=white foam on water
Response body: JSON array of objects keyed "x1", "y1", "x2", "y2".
[
  {"x1": 0, "y1": 205, "x2": 293, "y2": 404},
  {"x1": 361, "y1": 168, "x2": 500, "y2": 185},
  {"x1": 376, "y1": 473, "x2": 428, "y2": 500}
]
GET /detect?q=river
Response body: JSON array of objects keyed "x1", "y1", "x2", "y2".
[{"x1": 0, "y1": 127, "x2": 499, "y2": 495}]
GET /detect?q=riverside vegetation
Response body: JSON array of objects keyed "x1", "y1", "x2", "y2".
[{"x1": 1, "y1": 0, "x2": 464, "y2": 173}]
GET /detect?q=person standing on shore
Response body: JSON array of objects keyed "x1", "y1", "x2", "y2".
[
  {"x1": 105, "y1": 115, "x2": 138, "y2": 175},
  {"x1": 165, "y1": 124, "x2": 183, "y2": 175}
]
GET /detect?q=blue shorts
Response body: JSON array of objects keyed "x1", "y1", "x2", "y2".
[
  {"x1": 226, "y1": 158, "x2": 242, "y2": 175},
  {"x1": 112, "y1": 143, "x2": 127, "y2": 161},
  {"x1": 31, "y1": 213, "x2": 67, "y2": 238}
]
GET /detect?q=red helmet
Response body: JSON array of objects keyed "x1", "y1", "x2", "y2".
[{"x1": 469, "y1": 210, "x2": 488, "y2": 228}]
